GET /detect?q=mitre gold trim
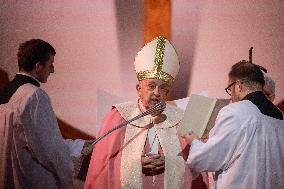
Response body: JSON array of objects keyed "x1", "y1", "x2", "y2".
[{"x1": 136, "y1": 36, "x2": 174, "y2": 83}]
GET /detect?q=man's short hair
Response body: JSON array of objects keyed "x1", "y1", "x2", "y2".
[
  {"x1": 229, "y1": 60, "x2": 265, "y2": 88},
  {"x1": 17, "y1": 39, "x2": 56, "y2": 72}
]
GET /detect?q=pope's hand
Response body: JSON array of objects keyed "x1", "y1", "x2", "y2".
[
  {"x1": 141, "y1": 154, "x2": 165, "y2": 176},
  {"x1": 180, "y1": 132, "x2": 199, "y2": 145}
]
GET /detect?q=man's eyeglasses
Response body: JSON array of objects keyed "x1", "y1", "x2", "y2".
[{"x1": 225, "y1": 81, "x2": 237, "y2": 96}]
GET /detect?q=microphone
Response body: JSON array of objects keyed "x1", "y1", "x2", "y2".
[
  {"x1": 76, "y1": 101, "x2": 166, "y2": 180},
  {"x1": 81, "y1": 101, "x2": 166, "y2": 156}
]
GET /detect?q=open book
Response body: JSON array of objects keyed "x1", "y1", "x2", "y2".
[{"x1": 177, "y1": 94, "x2": 230, "y2": 138}]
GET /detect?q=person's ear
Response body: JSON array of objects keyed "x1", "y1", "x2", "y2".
[
  {"x1": 136, "y1": 82, "x2": 142, "y2": 98},
  {"x1": 34, "y1": 62, "x2": 42, "y2": 73},
  {"x1": 236, "y1": 80, "x2": 243, "y2": 92},
  {"x1": 136, "y1": 83, "x2": 141, "y2": 92}
]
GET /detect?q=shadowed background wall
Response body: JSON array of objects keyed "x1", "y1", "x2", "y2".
[{"x1": 1, "y1": 0, "x2": 283, "y2": 136}]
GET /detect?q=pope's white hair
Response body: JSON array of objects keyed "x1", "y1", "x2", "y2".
[{"x1": 264, "y1": 74, "x2": 275, "y2": 94}]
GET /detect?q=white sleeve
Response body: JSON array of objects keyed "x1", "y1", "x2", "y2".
[
  {"x1": 189, "y1": 139, "x2": 205, "y2": 154},
  {"x1": 186, "y1": 139, "x2": 205, "y2": 179},
  {"x1": 187, "y1": 106, "x2": 244, "y2": 174},
  {"x1": 22, "y1": 89, "x2": 74, "y2": 189}
]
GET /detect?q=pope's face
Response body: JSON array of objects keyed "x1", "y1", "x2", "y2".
[{"x1": 136, "y1": 78, "x2": 171, "y2": 109}]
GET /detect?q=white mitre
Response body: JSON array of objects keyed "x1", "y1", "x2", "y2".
[{"x1": 134, "y1": 36, "x2": 180, "y2": 83}]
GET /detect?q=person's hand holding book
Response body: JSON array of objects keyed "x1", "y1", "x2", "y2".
[{"x1": 180, "y1": 131, "x2": 199, "y2": 145}]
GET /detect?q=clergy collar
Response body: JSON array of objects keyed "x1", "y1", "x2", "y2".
[
  {"x1": 242, "y1": 90, "x2": 263, "y2": 101},
  {"x1": 243, "y1": 91, "x2": 283, "y2": 120},
  {"x1": 0, "y1": 73, "x2": 40, "y2": 104},
  {"x1": 17, "y1": 72, "x2": 41, "y2": 85}
]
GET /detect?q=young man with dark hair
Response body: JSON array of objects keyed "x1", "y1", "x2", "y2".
[
  {"x1": 17, "y1": 39, "x2": 56, "y2": 72},
  {"x1": 181, "y1": 60, "x2": 284, "y2": 189},
  {"x1": 0, "y1": 39, "x2": 74, "y2": 189},
  {"x1": 0, "y1": 39, "x2": 56, "y2": 104}
]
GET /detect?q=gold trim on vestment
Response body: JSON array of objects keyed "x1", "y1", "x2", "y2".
[{"x1": 115, "y1": 101, "x2": 185, "y2": 189}]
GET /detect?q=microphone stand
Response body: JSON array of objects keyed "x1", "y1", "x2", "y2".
[{"x1": 77, "y1": 102, "x2": 166, "y2": 180}]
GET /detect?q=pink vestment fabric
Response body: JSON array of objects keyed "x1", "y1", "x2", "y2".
[{"x1": 84, "y1": 107, "x2": 207, "y2": 189}]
